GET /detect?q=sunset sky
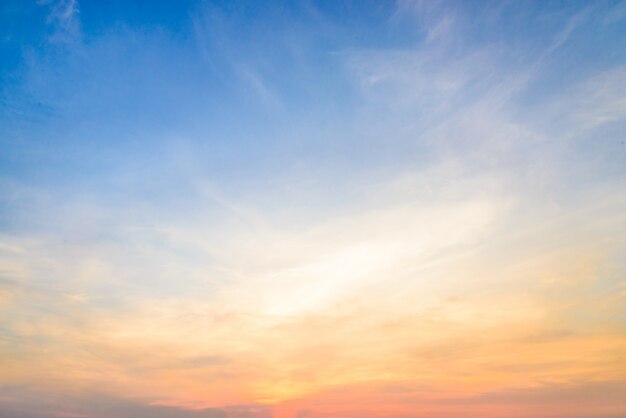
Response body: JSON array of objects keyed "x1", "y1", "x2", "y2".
[{"x1": 1, "y1": 1, "x2": 626, "y2": 417}]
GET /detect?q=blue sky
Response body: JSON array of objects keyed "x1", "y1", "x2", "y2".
[
  {"x1": 3, "y1": 1, "x2": 623, "y2": 193},
  {"x1": 1, "y1": 1, "x2": 626, "y2": 418}
]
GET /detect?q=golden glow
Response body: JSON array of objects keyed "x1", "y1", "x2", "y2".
[{"x1": 1, "y1": 190, "x2": 624, "y2": 417}]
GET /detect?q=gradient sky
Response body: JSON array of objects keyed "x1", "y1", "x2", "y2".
[{"x1": 1, "y1": 1, "x2": 626, "y2": 417}]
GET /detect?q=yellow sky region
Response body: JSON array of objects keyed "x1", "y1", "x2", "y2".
[
  {"x1": 1, "y1": 188, "x2": 625, "y2": 417},
  {"x1": 3, "y1": 289, "x2": 624, "y2": 415},
  {"x1": 2, "y1": 278, "x2": 624, "y2": 412}
]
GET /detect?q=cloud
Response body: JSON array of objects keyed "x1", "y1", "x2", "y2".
[
  {"x1": 269, "y1": 377, "x2": 626, "y2": 418},
  {"x1": 0, "y1": 390, "x2": 260, "y2": 418},
  {"x1": 565, "y1": 67, "x2": 626, "y2": 131},
  {"x1": 39, "y1": 0, "x2": 81, "y2": 44}
]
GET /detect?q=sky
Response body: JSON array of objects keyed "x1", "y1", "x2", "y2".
[{"x1": 1, "y1": 1, "x2": 626, "y2": 417}]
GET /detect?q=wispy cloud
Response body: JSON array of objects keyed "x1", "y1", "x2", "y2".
[{"x1": 38, "y1": 0, "x2": 81, "y2": 44}]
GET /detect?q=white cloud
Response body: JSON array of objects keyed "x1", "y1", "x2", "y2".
[{"x1": 39, "y1": 0, "x2": 81, "y2": 44}]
